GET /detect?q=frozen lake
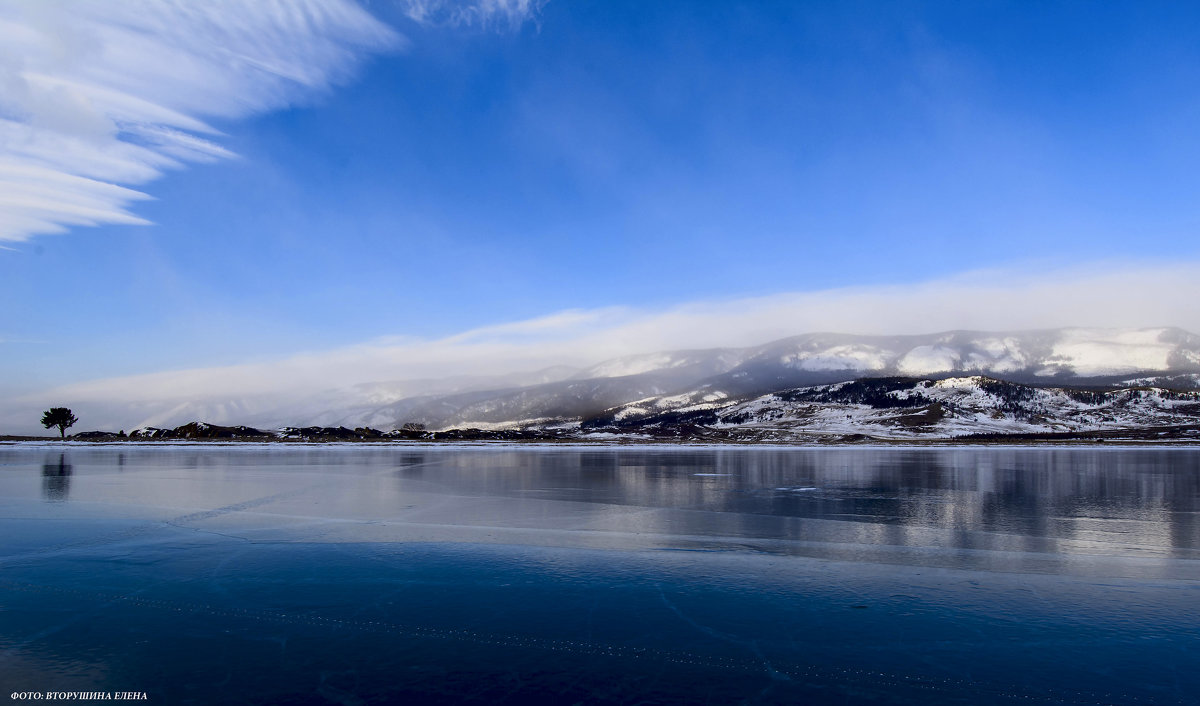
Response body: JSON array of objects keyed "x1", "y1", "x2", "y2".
[{"x1": 1, "y1": 444, "x2": 1198, "y2": 704}]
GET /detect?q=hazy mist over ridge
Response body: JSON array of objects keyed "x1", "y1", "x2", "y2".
[{"x1": 5, "y1": 324, "x2": 1199, "y2": 436}]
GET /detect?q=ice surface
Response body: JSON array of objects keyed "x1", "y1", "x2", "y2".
[{"x1": 1, "y1": 445, "x2": 1198, "y2": 704}]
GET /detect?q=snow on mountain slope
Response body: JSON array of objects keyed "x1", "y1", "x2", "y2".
[
  {"x1": 208, "y1": 327, "x2": 1200, "y2": 432},
  {"x1": 587, "y1": 376, "x2": 1200, "y2": 440},
  {"x1": 752, "y1": 328, "x2": 1200, "y2": 380},
  {"x1": 784, "y1": 343, "x2": 892, "y2": 371},
  {"x1": 26, "y1": 327, "x2": 1200, "y2": 436},
  {"x1": 1040, "y1": 328, "x2": 1177, "y2": 376},
  {"x1": 1119, "y1": 373, "x2": 1200, "y2": 389}
]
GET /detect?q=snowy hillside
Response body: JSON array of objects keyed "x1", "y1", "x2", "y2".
[
  {"x1": 564, "y1": 328, "x2": 1200, "y2": 382},
  {"x1": 581, "y1": 376, "x2": 1200, "y2": 441},
  {"x1": 713, "y1": 327, "x2": 1200, "y2": 388},
  {"x1": 23, "y1": 327, "x2": 1200, "y2": 438},
  {"x1": 114, "y1": 375, "x2": 1200, "y2": 442},
  {"x1": 375, "y1": 327, "x2": 1200, "y2": 431}
]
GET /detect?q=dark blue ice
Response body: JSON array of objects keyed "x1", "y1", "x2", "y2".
[{"x1": 1, "y1": 445, "x2": 1197, "y2": 704}]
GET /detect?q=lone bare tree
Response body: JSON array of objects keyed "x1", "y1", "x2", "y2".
[{"x1": 41, "y1": 407, "x2": 78, "y2": 439}]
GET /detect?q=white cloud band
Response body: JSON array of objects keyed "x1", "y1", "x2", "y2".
[{"x1": 8, "y1": 262, "x2": 1199, "y2": 418}]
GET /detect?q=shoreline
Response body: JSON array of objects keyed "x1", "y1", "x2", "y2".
[{"x1": 4, "y1": 435, "x2": 1199, "y2": 448}]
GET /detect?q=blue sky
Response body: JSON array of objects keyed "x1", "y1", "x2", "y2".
[{"x1": 3, "y1": 0, "x2": 1200, "y2": 404}]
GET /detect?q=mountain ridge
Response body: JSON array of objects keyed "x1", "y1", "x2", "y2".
[
  {"x1": 350, "y1": 326, "x2": 1200, "y2": 431},
  {"x1": 11, "y1": 326, "x2": 1200, "y2": 437},
  {"x1": 57, "y1": 374, "x2": 1200, "y2": 443}
]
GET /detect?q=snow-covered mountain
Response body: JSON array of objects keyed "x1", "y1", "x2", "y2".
[
  {"x1": 32, "y1": 327, "x2": 1200, "y2": 437},
  {"x1": 703, "y1": 327, "x2": 1200, "y2": 392},
  {"x1": 347, "y1": 327, "x2": 1200, "y2": 431},
  {"x1": 568, "y1": 327, "x2": 1200, "y2": 385},
  {"x1": 582, "y1": 375, "x2": 1200, "y2": 441},
  {"x1": 119, "y1": 375, "x2": 1200, "y2": 442}
]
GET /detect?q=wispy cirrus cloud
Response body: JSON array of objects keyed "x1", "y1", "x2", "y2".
[
  {"x1": 0, "y1": 0, "x2": 399, "y2": 243},
  {"x1": 398, "y1": 0, "x2": 549, "y2": 30}
]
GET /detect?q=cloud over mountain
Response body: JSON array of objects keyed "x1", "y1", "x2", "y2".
[{"x1": 2, "y1": 262, "x2": 1198, "y2": 434}]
